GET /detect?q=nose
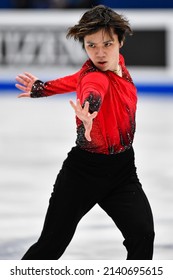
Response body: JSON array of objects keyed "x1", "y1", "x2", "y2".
[{"x1": 96, "y1": 47, "x2": 105, "y2": 57}]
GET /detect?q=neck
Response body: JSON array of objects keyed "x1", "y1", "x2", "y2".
[{"x1": 113, "y1": 64, "x2": 122, "y2": 77}]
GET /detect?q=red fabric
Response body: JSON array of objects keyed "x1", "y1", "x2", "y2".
[
  {"x1": 41, "y1": 54, "x2": 137, "y2": 155},
  {"x1": 43, "y1": 72, "x2": 78, "y2": 96}
]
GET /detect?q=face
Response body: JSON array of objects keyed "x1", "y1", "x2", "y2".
[{"x1": 84, "y1": 29, "x2": 122, "y2": 72}]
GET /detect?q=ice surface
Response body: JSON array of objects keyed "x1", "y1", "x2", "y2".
[{"x1": 0, "y1": 93, "x2": 173, "y2": 259}]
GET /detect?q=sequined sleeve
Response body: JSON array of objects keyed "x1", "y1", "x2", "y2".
[
  {"x1": 30, "y1": 80, "x2": 45, "y2": 98},
  {"x1": 79, "y1": 72, "x2": 109, "y2": 111},
  {"x1": 30, "y1": 71, "x2": 79, "y2": 98}
]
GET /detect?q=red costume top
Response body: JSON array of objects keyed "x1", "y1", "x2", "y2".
[{"x1": 31, "y1": 54, "x2": 137, "y2": 155}]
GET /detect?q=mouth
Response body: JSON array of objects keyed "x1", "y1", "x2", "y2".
[
  {"x1": 98, "y1": 61, "x2": 107, "y2": 65},
  {"x1": 97, "y1": 61, "x2": 108, "y2": 70}
]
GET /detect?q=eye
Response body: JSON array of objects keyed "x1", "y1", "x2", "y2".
[
  {"x1": 104, "y1": 42, "x2": 112, "y2": 47},
  {"x1": 88, "y1": 43, "x2": 95, "y2": 48}
]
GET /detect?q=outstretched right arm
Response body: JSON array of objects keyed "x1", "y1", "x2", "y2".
[{"x1": 16, "y1": 71, "x2": 79, "y2": 98}]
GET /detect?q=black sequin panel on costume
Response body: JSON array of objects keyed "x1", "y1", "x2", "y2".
[
  {"x1": 76, "y1": 91, "x2": 102, "y2": 147},
  {"x1": 83, "y1": 91, "x2": 102, "y2": 113},
  {"x1": 118, "y1": 105, "x2": 136, "y2": 149},
  {"x1": 30, "y1": 80, "x2": 46, "y2": 98}
]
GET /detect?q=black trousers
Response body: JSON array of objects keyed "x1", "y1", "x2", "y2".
[{"x1": 22, "y1": 146, "x2": 155, "y2": 260}]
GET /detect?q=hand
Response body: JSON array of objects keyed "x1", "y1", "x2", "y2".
[
  {"x1": 15, "y1": 72, "x2": 38, "y2": 98},
  {"x1": 70, "y1": 99, "x2": 98, "y2": 141}
]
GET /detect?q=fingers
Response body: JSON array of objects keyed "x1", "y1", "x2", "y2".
[
  {"x1": 17, "y1": 92, "x2": 31, "y2": 98},
  {"x1": 15, "y1": 83, "x2": 27, "y2": 92},
  {"x1": 90, "y1": 111, "x2": 98, "y2": 119},
  {"x1": 70, "y1": 99, "x2": 89, "y2": 113},
  {"x1": 15, "y1": 74, "x2": 32, "y2": 93},
  {"x1": 70, "y1": 99, "x2": 98, "y2": 120},
  {"x1": 70, "y1": 99, "x2": 83, "y2": 114},
  {"x1": 70, "y1": 99, "x2": 98, "y2": 142},
  {"x1": 16, "y1": 72, "x2": 37, "y2": 83},
  {"x1": 85, "y1": 130, "x2": 91, "y2": 142},
  {"x1": 15, "y1": 72, "x2": 38, "y2": 94},
  {"x1": 24, "y1": 72, "x2": 38, "y2": 81},
  {"x1": 76, "y1": 99, "x2": 82, "y2": 111},
  {"x1": 69, "y1": 99, "x2": 76, "y2": 111},
  {"x1": 16, "y1": 74, "x2": 31, "y2": 85},
  {"x1": 83, "y1": 101, "x2": 89, "y2": 113}
]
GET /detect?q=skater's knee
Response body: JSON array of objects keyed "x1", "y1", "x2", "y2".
[
  {"x1": 123, "y1": 231, "x2": 155, "y2": 260},
  {"x1": 123, "y1": 226, "x2": 155, "y2": 250},
  {"x1": 135, "y1": 227, "x2": 155, "y2": 242}
]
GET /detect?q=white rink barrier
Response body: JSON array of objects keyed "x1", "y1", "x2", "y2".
[{"x1": 0, "y1": 9, "x2": 173, "y2": 84}]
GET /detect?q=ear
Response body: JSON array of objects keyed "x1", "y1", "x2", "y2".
[{"x1": 119, "y1": 41, "x2": 123, "y2": 48}]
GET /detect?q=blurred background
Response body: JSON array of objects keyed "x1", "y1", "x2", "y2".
[{"x1": 0, "y1": 0, "x2": 173, "y2": 260}]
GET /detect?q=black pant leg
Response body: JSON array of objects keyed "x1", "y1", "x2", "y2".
[
  {"x1": 22, "y1": 166, "x2": 97, "y2": 260},
  {"x1": 99, "y1": 181, "x2": 155, "y2": 260}
]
